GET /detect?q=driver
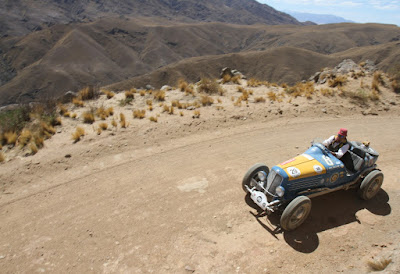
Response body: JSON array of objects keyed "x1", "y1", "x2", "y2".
[{"x1": 323, "y1": 128, "x2": 354, "y2": 171}]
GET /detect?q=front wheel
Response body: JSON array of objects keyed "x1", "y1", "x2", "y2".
[
  {"x1": 280, "y1": 196, "x2": 312, "y2": 231},
  {"x1": 242, "y1": 163, "x2": 269, "y2": 192},
  {"x1": 358, "y1": 170, "x2": 384, "y2": 200}
]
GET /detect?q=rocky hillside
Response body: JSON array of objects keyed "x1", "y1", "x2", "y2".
[
  {"x1": 0, "y1": 0, "x2": 300, "y2": 37},
  {"x1": 1, "y1": 20, "x2": 399, "y2": 106}
]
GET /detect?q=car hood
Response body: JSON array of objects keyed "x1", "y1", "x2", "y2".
[{"x1": 276, "y1": 154, "x2": 326, "y2": 181}]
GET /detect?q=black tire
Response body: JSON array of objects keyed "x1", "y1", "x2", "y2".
[
  {"x1": 280, "y1": 196, "x2": 312, "y2": 231},
  {"x1": 358, "y1": 170, "x2": 384, "y2": 200},
  {"x1": 242, "y1": 163, "x2": 269, "y2": 192}
]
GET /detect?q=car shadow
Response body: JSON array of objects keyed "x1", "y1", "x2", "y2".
[{"x1": 245, "y1": 188, "x2": 391, "y2": 253}]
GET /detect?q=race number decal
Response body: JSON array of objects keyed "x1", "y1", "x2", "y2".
[
  {"x1": 322, "y1": 155, "x2": 334, "y2": 166},
  {"x1": 313, "y1": 165, "x2": 323, "y2": 173},
  {"x1": 287, "y1": 167, "x2": 301, "y2": 178}
]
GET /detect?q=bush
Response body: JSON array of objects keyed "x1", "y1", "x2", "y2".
[
  {"x1": 178, "y1": 79, "x2": 188, "y2": 92},
  {"x1": 78, "y1": 86, "x2": 97, "y2": 101},
  {"x1": 82, "y1": 111, "x2": 95, "y2": 124},
  {"x1": 149, "y1": 116, "x2": 158, "y2": 123},
  {"x1": 154, "y1": 90, "x2": 166, "y2": 101},
  {"x1": 0, "y1": 106, "x2": 31, "y2": 134},
  {"x1": 200, "y1": 95, "x2": 214, "y2": 106},
  {"x1": 120, "y1": 113, "x2": 127, "y2": 128},
  {"x1": 18, "y1": 129, "x2": 33, "y2": 147},
  {"x1": 198, "y1": 78, "x2": 224, "y2": 95},
  {"x1": 254, "y1": 97, "x2": 266, "y2": 103},
  {"x1": 328, "y1": 76, "x2": 347, "y2": 88},
  {"x1": 133, "y1": 109, "x2": 146, "y2": 119},
  {"x1": 72, "y1": 127, "x2": 85, "y2": 143},
  {"x1": 125, "y1": 90, "x2": 135, "y2": 99}
]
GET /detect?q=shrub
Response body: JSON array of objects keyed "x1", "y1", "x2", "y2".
[
  {"x1": 133, "y1": 109, "x2": 146, "y2": 119},
  {"x1": 72, "y1": 98, "x2": 85, "y2": 107},
  {"x1": 146, "y1": 99, "x2": 153, "y2": 106},
  {"x1": 4, "y1": 132, "x2": 17, "y2": 145},
  {"x1": 320, "y1": 88, "x2": 334, "y2": 97},
  {"x1": 103, "y1": 90, "x2": 115, "y2": 99},
  {"x1": 169, "y1": 106, "x2": 174, "y2": 115},
  {"x1": 254, "y1": 97, "x2": 266, "y2": 103},
  {"x1": 281, "y1": 83, "x2": 288, "y2": 88},
  {"x1": 149, "y1": 116, "x2": 158, "y2": 123},
  {"x1": 78, "y1": 86, "x2": 96, "y2": 101},
  {"x1": 106, "y1": 107, "x2": 114, "y2": 116},
  {"x1": 193, "y1": 110, "x2": 200, "y2": 118},
  {"x1": 328, "y1": 76, "x2": 347, "y2": 87},
  {"x1": 247, "y1": 78, "x2": 263, "y2": 87},
  {"x1": 63, "y1": 111, "x2": 71, "y2": 118},
  {"x1": 201, "y1": 95, "x2": 214, "y2": 106},
  {"x1": 40, "y1": 122, "x2": 56, "y2": 138},
  {"x1": 33, "y1": 134, "x2": 44, "y2": 148},
  {"x1": 185, "y1": 85, "x2": 195, "y2": 96},
  {"x1": 162, "y1": 105, "x2": 170, "y2": 113},
  {"x1": 18, "y1": 129, "x2": 32, "y2": 147},
  {"x1": 0, "y1": 105, "x2": 31, "y2": 134},
  {"x1": 140, "y1": 90, "x2": 146, "y2": 96},
  {"x1": 119, "y1": 97, "x2": 133, "y2": 106},
  {"x1": 111, "y1": 119, "x2": 117, "y2": 128},
  {"x1": 120, "y1": 113, "x2": 127, "y2": 128},
  {"x1": 82, "y1": 111, "x2": 95, "y2": 124},
  {"x1": 286, "y1": 82, "x2": 315, "y2": 98},
  {"x1": 99, "y1": 122, "x2": 108, "y2": 130},
  {"x1": 58, "y1": 104, "x2": 68, "y2": 115},
  {"x1": 180, "y1": 111, "x2": 184, "y2": 116},
  {"x1": 96, "y1": 107, "x2": 107, "y2": 120},
  {"x1": 154, "y1": 90, "x2": 166, "y2": 101},
  {"x1": 198, "y1": 78, "x2": 224, "y2": 95},
  {"x1": 72, "y1": 127, "x2": 85, "y2": 143},
  {"x1": 267, "y1": 91, "x2": 278, "y2": 101},
  {"x1": 71, "y1": 113, "x2": 77, "y2": 119},
  {"x1": 178, "y1": 79, "x2": 188, "y2": 91},
  {"x1": 30, "y1": 142, "x2": 38, "y2": 155}
]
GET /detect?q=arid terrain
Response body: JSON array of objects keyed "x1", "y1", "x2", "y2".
[{"x1": 1, "y1": 64, "x2": 400, "y2": 272}]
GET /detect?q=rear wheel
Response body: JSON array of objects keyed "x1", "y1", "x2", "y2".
[
  {"x1": 280, "y1": 196, "x2": 312, "y2": 231},
  {"x1": 242, "y1": 164, "x2": 269, "y2": 192},
  {"x1": 358, "y1": 170, "x2": 384, "y2": 200}
]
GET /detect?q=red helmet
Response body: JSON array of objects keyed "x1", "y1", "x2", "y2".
[{"x1": 338, "y1": 128, "x2": 348, "y2": 137}]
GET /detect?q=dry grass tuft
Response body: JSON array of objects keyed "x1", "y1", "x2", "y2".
[
  {"x1": 198, "y1": 78, "x2": 225, "y2": 95},
  {"x1": 201, "y1": 95, "x2": 214, "y2": 106},
  {"x1": 247, "y1": 78, "x2": 268, "y2": 87},
  {"x1": 140, "y1": 90, "x2": 146, "y2": 96},
  {"x1": 4, "y1": 131, "x2": 17, "y2": 145},
  {"x1": 103, "y1": 90, "x2": 115, "y2": 99},
  {"x1": 254, "y1": 97, "x2": 266, "y2": 103},
  {"x1": 29, "y1": 142, "x2": 38, "y2": 155},
  {"x1": 180, "y1": 111, "x2": 184, "y2": 116},
  {"x1": 82, "y1": 111, "x2": 95, "y2": 124},
  {"x1": 154, "y1": 90, "x2": 166, "y2": 101},
  {"x1": 328, "y1": 76, "x2": 347, "y2": 88},
  {"x1": 149, "y1": 116, "x2": 158, "y2": 122},
  {"x1": 372, "y1": 71, "x2": 385, "y2": 92},
  {"x1": 99, "y1": 123, "x2": 108, "y2": 130},
  {"x1": 72, "y1": 127, "x2": 85, "y2": 143},
  {"x1": 120, "y1": 113, "x2": 127, "y2": 128},
  {"x1": 391, "y1": 80, "x2": 400, "y2": 93},
  {"x1": 40, "y1": 122, "x2": 56, "y2": 138},
  {"x1": 71, "y1": 113, "x2": 77, "y2": 119},
  {"x1": 0, "y1": 152, "x2": 4, "y2": 162},
  {"x1": 111, "y1": 119, "x2": 117, "y2": 128},
  {"x1": 18, "y1": 129, "x2": 32, "y2": 147},
  {"x1": 178, "y1": 79, "x2": 188, "y2": 92},
  {"x1": 133, "y1": 109, "x2": 146, "y2": 119},
  {"x1": 193, "y1": 110, "x2": 200, "y2": 118},
  {"x1": 63, "y1": 111, "x2": 71, "y2": 118},
  {"x1": 320, "y1": 88, "x2": 334, "y2": 97},
  {"x1": 78, "y1": 86, "x2": 96, "y2": 101},
  {"x1": 222, "y1": 74, "x2": 241, "y2": 84},
  {"x1": 367, "y1": 258, "x2": 392, "y2": 271},
  {"x1": 185, "y1": 85, "x2": 196, "y2": 96},
  {"x1": 58, "y1": 104, "x2": 68, "y2": 115},
  {"x1": 72, "y1": 98, "x2": 85, "y2": 107},
  {"x1": 286, "y1": 82, "x2": 315, "y2": 99},
  {"x1": 125, "y1": 90, "x2": 135, "y2": 99}
]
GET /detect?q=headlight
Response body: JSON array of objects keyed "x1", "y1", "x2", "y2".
[
  {"x1": 258, "y1": 171, "x2": 267, "y2": 181},
  {"x1": 276, "y1": 186, "x2": 285, "y2": 197}
]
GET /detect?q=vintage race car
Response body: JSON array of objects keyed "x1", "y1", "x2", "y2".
[{"x1": 242, "y1": 141, "x2": 383, "y2": 231}]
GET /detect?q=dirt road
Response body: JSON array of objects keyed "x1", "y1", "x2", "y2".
[{"x1": 1, "y1": 115, "x2": 400, "y2": 273}]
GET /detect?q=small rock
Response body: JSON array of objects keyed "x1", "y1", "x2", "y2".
[
  {"x1": 187, "y1": 106, "x2": 196, "y2": 110},
  {"x1": 322, "y1": 108, "x2": 327, "y2": 114},
  {"x1": 160, "y1": 85, "x2": 172, "y2": 91},
  {"x1": 389, "y1": 101, "x2": 397, "y2": 105},
  {"x1": 0, "y1": 255, "x2": 5, "y2": 259},
  {"x1": 65, "y1": 154, "x2": 72, "y2": 158},
  {"x1": 277, "y1": 109, "x2": 283, "y2": 115},
  {"x1": 185, "y1": 265, "x2": 195, "y2": 272},
  {"x1": 145, "y1": 84, "x2": 155, "y2": 90}
]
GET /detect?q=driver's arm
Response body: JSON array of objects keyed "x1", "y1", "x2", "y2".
[
  {"x1": 335, "y1": 143, "x2": 350, "y2": 159},
  {"x1": 322, "y1": 136, "x2": 335, "y2": 147}
]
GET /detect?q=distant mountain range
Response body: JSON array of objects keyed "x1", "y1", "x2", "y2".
[
  {"x1": 0, "y1": 0, "x2": 302, "y2": 37},
  {"x1": 285, "y1": 11, "x2": 354, "y2": 24}
]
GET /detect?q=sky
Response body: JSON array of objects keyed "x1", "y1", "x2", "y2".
[{"x1": 257, "y1": 0, "x2": 400, "y2": 26}]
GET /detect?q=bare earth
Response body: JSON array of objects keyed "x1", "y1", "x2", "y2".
[{"x1": 1, "y1": 81, "x2": 400, "y2": 273}]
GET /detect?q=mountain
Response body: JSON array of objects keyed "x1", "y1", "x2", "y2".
[
  {"x1": 285, "y1": 11, "x2": 354, "y2": 24},
  {"x1": 0, "y1": 0, "x2": 301, "y2": 37},
  {"x1": 1, "y1": 20, "x2": 400, "y2": 106}
]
